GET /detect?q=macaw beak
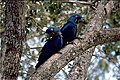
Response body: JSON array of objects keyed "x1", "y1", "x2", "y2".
[
  {"x1": 82, "y1": 20, "x2": 87, "y2": 24},
  {"x1": 79, "y1": 18, "x2": 87, "y2": 24},
  {"x1": 45, "y1": 33, "x2": 52, "y2": 39},
  {"x1": 45, "y1": 32, "x2": 55, "y2": 40}
]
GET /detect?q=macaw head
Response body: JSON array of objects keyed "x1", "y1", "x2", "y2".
[
  {"x1": 45, "y1": 26, "x2": 60, "y2": 39},
  {"x1": 68, "y1": 14, "x2": 87, "y2": 24}
]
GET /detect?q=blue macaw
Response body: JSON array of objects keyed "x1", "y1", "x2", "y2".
[
  {"x1": 35, "y1": 26, "x2": 63, "y2": 69},
  {"x1": 60, "y1": 14, "x2": 87, "y2": 46}
]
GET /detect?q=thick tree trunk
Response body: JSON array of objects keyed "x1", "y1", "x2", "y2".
[{"x1": 1, "y1": 0, "x2": 25, "y2": 80}]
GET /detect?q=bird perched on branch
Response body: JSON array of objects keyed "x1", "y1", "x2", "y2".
[
  {"x1": 35, "y1": 26, "x2": 63, "y2": 69},
  {"x1": 60, "y1": 14, "x2": 87, "y2": 46}
]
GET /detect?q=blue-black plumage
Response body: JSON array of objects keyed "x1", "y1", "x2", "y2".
[
  {"x1": 35, "y1": 26, "x2": 63, "y2": 69},
  {"x1": 60, "y1": 14, "x2": 86, "y2": 46}
]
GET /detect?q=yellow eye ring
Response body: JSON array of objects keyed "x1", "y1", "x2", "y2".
[
  {"x1": 75, "y1": 16, "x2": 78, "y2": 19},
  {"x1": 52, "y1": 32, "x2": 55, "y2": 35}
]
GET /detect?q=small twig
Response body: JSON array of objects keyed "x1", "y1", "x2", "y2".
[
  {"x1": 43, "y1": 0, "x2": 92, "y2": 5},
  {"x1": 92, "y1": 54, "x2": 106, "y2": 59},
  {"x1": 112, "y1": 8, "x2": 120, "y2": 13},
  {"x1": 27, "y1": 69, "x2": 36, "y2": 80},
  {"x1": 30, "y1": 47, "x2": 42, "y2": 49},
  {"x1": 62, "y1": 1, "x2": 92, "y2": 5}
]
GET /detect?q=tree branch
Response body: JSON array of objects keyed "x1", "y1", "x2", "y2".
[
  {"x1": 67, "y1": 0, "x2": 118, "y2": 79},
  {"x1": 61, "y1": 1, "x2": 92, "y2": 5},
  {"x1": 68, "y1": 46, "x2": 95, "y2": 80},
  {"x1": 87, "y1": 0, "x2": 115, "y2": 31},
  {"x1": 30, "y1": 27, "x2": 120, "y2": 80},
  {"x1": 45, "y1": 0, "x2": 92, "y2": 5}
]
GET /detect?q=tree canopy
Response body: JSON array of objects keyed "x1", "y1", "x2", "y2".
[{"x1": 0, "y1": 0, "x2": 120, "y2": 80}]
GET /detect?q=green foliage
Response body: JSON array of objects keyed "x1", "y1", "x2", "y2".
[
  {"x1": 43, "y1": 1, "x2": 62, "y2": 14},
  {"x1": 88, "y1": 16, "x2": 120, "y2": 79},
  {"x1": 103, "y1": 42, "x2": 120, "y2": 56},
  {"x1": 94, "y1": 75, "x2": 99, "y2": 80},
  {"x1": 1, "y1": 1, "x2": 120, "y2": 80},
  {"x1": 109, "y1": 10, "x2": 120, "y2": 28}
]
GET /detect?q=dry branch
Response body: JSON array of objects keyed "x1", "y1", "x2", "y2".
[{"x1": 30, "y1": 28, "x2": 120, "y2": 80}]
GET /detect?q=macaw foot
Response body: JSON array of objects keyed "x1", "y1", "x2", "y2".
[
  {"x1": 66, "y1": 37, "x2": 82, "y2": 45},
  {"x1": 75, "y1": 37, "x2": 83, "y2": 39},
  {"x1": 67, "y1": 41, "x2": 79, "y2": 46},
  {"x1": 67, "y1": 41, "x2": 74, "y2": 44},
  {"x1": 58, "y1": 51, "x2": 62, "y2": 54}
]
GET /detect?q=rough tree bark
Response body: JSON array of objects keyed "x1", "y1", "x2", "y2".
[
  {"x1": 68, "y1": 46, "x2": 95, "y2": 80},
  {"x1": 1, "y1": 0, "x2": 25, "y2": 80},
  {"x1": 30, "y1": 28, "x2": 120, "y2": 80},
  {"x1": 68, "y1": 0, "x2": 117, "y2": 79},
  {"x1": 30, "y1": 0, "x2": 119, "y2": 80}
]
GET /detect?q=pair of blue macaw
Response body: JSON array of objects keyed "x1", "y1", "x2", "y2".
[{"x1": 35, "y1": 14, "x2": 87, "y2": 69}]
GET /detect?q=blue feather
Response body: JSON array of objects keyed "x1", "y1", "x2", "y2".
[
  {"x1": 36, "y1": 26, "x2": 63, "y2": 69},
  {"x1": 61, "y1": 14, "x2": 86, "y2": 46}
]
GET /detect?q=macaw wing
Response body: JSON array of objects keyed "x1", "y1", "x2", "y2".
[
  {"x1": 61, "y1": 23, "x2": 76, "y2": 37},
  {"x1": 38, "y1": 41, "x2": 53, "y2": 59},
  {"x1": 60, "y1": 23, "x2": 71, "y2": 33},
  {"x1": 54, "y1": 36, "x2": 63, "y2": 48}
]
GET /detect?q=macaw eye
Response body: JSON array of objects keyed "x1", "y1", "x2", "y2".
[
  {"x1": 80, "y1": 18, "x2": 85, "y2": 22},
  {"x1": 50, "y1": 28, "x2": 54, "y2": 32},
  {"x1": 75, "y1": 16, "x2": 78, "y2": 19}
]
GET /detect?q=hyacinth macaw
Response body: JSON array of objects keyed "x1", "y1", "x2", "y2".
[
  {"x1": 35, "y1": 26, "x2": 63, "y2": 69},
  {"x1": 60, "y1": 14, "x2": 87, "y2": 46}
]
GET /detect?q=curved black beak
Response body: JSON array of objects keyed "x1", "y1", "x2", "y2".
[{"x1": 81, "y1": 18, "x2": 87, "y2": 24}]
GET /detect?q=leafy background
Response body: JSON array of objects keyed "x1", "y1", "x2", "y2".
[{"x1": 0, "y1": 0, "x2": 120, "y2": 80}]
